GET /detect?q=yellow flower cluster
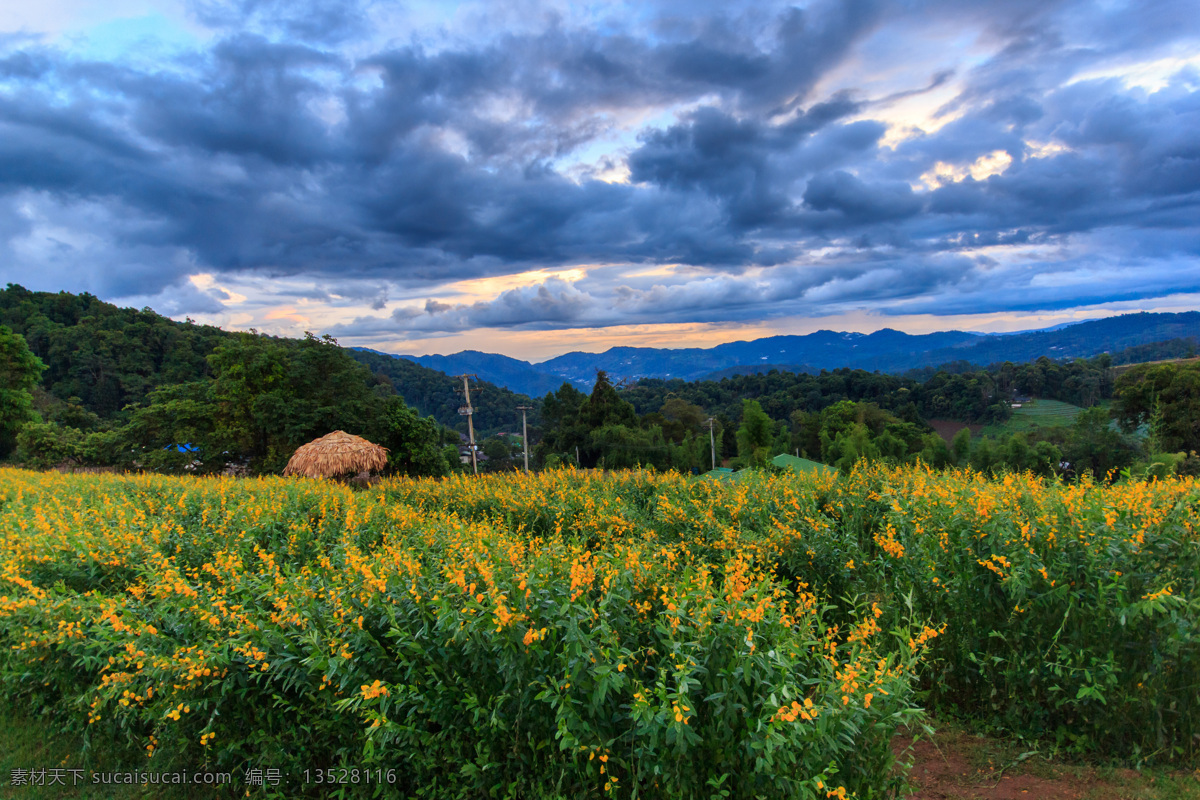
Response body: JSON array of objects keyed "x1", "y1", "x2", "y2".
[
  {"x1": 2, "y1": 461, "x2": 1193, "y2": 787},
  {"x1": 360, "y1": 680, "x2": 389, "y2": 700}
]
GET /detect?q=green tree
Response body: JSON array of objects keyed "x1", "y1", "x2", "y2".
[
  {"x1": 207, "y1": 332, "x2": 387, "y2": 473},
  {"x1": 668, "y1": 432, "x2": 709, "y2": 473},
  {"x1": 535, "y1": 382, "x2": 589, "y2": 466},
  {"x1": 736, "y1": 399, "x2": 775, "y2": 468},
  {"x1": 0, "y1": 325, "x2": 45, "y2": 457},
  {"x1": 1114, "y1": 362, "x2": 1200, "y2": 453},
  {"x1": 124, "y1": 381, "x2": 216, "y2": 455},
  {"x1": 950, "y1": 427, "x2": 971, "y2": 465},
  {"x1": 917, "y1": 434, "x2": 952, "y2": 469},
  {"x1": 580, "y1": 371, "x2": 637, "y2": 430},
  {"x1": 659, "y1": 397, "x2": 706, "y2": 443},
  {"x1": 589, "y1": 423, "x2": 668, "y2": 470},
  {"x1": 575, "y1": 372, "x2": 638, "y2": 467},
  {"x1": 1063, "y1": 406, "x2": 1137, "y2": 479},
  {"x1": 15, "y1": 420, "x2": 81, "y2": 468},
  {"x1": 789, "y1": 409, "x2": 820, "y2": 459},
  {"x1": 825, "y1": 423, "x2": 880, "y2": 472},
  {"x1": 377, "y1": 397, "x2": 451, "y2": 478}
]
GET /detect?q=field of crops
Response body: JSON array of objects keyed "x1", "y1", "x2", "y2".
[
  {"x1": 982, "y1": 399, "x2": 1086, "y2": 436},
  {"x1": 1, "y1": 466, "x2": 1197, "y2": 798}
]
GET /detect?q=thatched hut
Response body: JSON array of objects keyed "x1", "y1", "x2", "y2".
[{"x1": 283, "y1": 431, "x2": 389, "y2": 479}]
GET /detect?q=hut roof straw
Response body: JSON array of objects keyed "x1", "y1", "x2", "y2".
[{"x1": 284, "y1": 431, "x2": 389, "y2": 479}]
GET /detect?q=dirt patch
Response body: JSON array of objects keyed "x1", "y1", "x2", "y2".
[
  {"x1": 903, "y1": 737, "x2": 1089, "y2": 799},
  {"x1": 927, "y1": 419, "x2": 984, "y2": 445},
  {"x1": 896, "y1": 729, "x2": 1199, "y2": 800}
]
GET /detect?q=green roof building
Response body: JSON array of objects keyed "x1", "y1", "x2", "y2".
[{"x1": 771, "y1": 453, "x2": 838, "y2": 478}]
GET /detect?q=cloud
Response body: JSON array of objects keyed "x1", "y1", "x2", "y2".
[
  {"x1": 186, "y1": 0, "x2": 371, "y2": 45},
  {"x1": 0, "y1": 0, "x2": 1196, "y2": 349},
  {"x1": 803, "y1": 170, "x2": 923, "y2": 223},
  {"x1": 114, "y1": 279, "x2": 229, "y2": 316}
]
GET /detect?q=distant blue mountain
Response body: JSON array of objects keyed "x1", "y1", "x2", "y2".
[
  {"x1": 534, "y1": 329, "x2": 980, "y2": 386},
  {"x1": 364, "y1": 312, "x2": 1200, "y2": 397},
  {"x1": 395, "y1": 350, "x2": 587, "y2": 398}
]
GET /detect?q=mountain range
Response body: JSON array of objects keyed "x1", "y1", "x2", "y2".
[{"x1": 390, "y1": 312, "x2": 1200, "y2": 397}]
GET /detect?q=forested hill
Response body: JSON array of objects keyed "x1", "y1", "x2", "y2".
[
  {"x1": 0, "y1": 284, "x2": 226, "y2": 418},
  {"x1": 347, "y1": 349, "x2": 538, "y2": 435},
  {"x1": 0, "y1": 285, "x2": 532, "y2": 437}
]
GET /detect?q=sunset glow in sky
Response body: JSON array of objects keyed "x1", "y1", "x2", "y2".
[{"x1": 1, "y1": 0, "x2": 1198, "y2": 360}]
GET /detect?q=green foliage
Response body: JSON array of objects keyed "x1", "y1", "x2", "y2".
[
  {"x1": 824, "y1": 423, "x2": 879, "y2": 472},
  {"x1": 0, "y1": 325, "x2": 45, "y2": 457},
  {"x1": 0, "y1": 469, "x2": 930, "y2": 798},
  {"x1": 0, "y1": 284, "x2": 225, "y2": 419},
  {"x1": 657, "y1": 397, "x2": 706, "y2": 444},
  {"x1": 0, "y1": 287, "x2": 482, "y2": 478},
  {"x1": 105, "y1": 336, "x2": 456, "y2": 478},
  {"x1": 735, "y1": 399, "x2": 774, "y2": 467},
  {"x1": 15, "y1": 420, "x2": 83, "y2": 469},
  {"x1": 1062, "y1": 406, "x2": 1136, "y2": 478},
  {"x1": 580, "y1": 372, "x2": 637, "y2": 431},
  {"x1": 204, "y1": 332, "x2": 386, "y2": 472},
  {"x1": 951, "y1": 427, "x2": 971, "y2": 464},
  {"x1": 378, "y1": 397, "x2": 454, "y2": 478},
  {"x1": 823, "y1": 466, "x2": 1200, "y2": 763},
  {"x1": 1110, "y1": 337, "x2": 1198, "y2": 365},
  {"x1": 536, "y1": 383, "x2": 590, "y2": 466},
  {"x1": 589, "y1": 424, "x2": 668, "y2": 470},
  {"x1": 1114, "y1": 362, "x2": 1200, "y2": 453}
]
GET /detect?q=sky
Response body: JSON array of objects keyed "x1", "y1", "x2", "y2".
[{"x1": 1, "y1": 0, "x2": 1198, "y2": 361}]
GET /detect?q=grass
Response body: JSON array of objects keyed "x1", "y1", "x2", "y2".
[
  {"x1": 0, "y1": 705, "x2": 196, "y2": 800},
  {"x1": 980, "y1": 398, "x2": 1086, "y2": 436}
]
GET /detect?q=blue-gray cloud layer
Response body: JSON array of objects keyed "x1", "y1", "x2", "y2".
[{"x1": 1, "y1": 0, "x2": 1198, "y2": 333}]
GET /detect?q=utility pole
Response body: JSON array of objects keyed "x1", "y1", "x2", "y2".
[
  {"x1": 707, "y1": 417, "x2": 716, "y2": 471},
  {"x1": 516, "y1": 405, "x2": 532, "y2": 473},
  {"x1": 456, "y1": 374, "x2": 478, "y2": 476}
]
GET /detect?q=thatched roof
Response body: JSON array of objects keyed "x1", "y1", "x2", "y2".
[{"x1": 284, "y1": 431, "x2": 389, "y2": 479}]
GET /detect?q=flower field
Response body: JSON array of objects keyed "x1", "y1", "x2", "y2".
[{"x1": 0, "y1": 466, "x2": 1196, "y2": 798}]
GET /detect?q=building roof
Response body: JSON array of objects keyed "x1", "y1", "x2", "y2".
[
  {"x1": 771, "y1": 453, "x2": 839, "y2": 477},
  {"x1": 283, "y1": 431, "x2": 389, "y2": 479}
]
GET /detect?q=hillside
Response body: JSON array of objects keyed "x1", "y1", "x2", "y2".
[
  {"x1": 873, "y1": 313, "x2": 1200, "y2": 371},
  {"x1": 0, "y1": 285, "x2": 530, "y2": 437},
  {"x1": 348, "y1": 349, "x2": 538, "y2": 436},
  {"x1": 395, "y1": 350, "x2": 582, "y2": 398}
]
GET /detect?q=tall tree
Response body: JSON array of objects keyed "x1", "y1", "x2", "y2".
[
  {"x1": 0, "y1": 325, "x2": 45, "y2": 457},
  {"x1": 536, "y1": 382, "x2": 589, "y2": 465},
  {"x1": 736, "y1": 399, "x2": 775, "y2": 467},
  {"x1": 580, "y1": 371, "x2": 638, "y2": 430},
  {"x1": 1114, "y1": 362, "x2": 1200, "y2": 453}
]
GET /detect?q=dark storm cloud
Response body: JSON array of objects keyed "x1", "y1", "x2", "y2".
[
  {"x1": 802, "y1": 171, "x2": 922, "y2": 224},
  {"x1": 0, "y1": 0, "x2": 1197, "y2": 324}
]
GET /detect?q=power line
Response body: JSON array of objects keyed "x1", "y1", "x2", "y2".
[
  {"x1": 456, "y1": 374, "x2": 478, "y2": 476},
  {"x1": 707, "y1": 417, "x2": 716, "y2": 471},
  {"x1": 516, "y1": 405, "x2": 532, "y2": 473}
]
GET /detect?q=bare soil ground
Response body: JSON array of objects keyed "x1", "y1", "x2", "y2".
[
  {"x1": 927, "y1": 419, "x2": 985, "y2": 445},
  {"x1": 897, "y1": 726, "x2": 1200, "y2": 800}
]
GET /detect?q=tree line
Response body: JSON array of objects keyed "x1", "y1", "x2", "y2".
[{"x1": 2, "y1": 284, "x2": 1197, "y2": 481}]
